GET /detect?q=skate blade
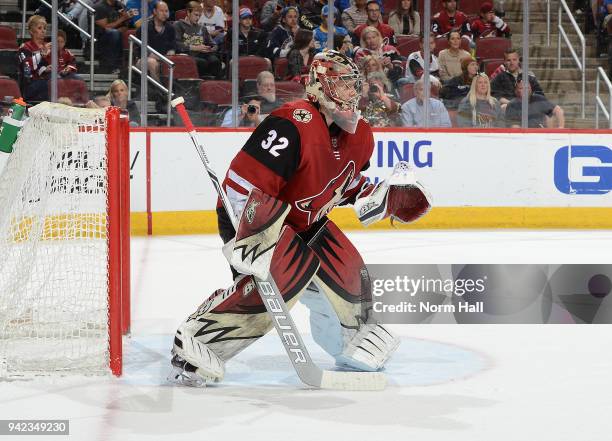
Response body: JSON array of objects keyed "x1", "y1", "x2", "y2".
[{"x1": 167, "y1": 366, "x2": 209, "y2": 388}]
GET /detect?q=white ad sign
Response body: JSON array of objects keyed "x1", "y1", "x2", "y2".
[{"x1": 131, "y1": 130, "x2": 612, "y2": 212}]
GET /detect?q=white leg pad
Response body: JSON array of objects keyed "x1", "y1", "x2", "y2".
[
  {"x1": 336, "y1": 324, "x2": 400, "y2": 372},
  {"x1": 171, "y1": 323, "x2": 225, "y2": 384},
  {"x1": 301, "y1": 284, "x2": 400, "y2": 371}
]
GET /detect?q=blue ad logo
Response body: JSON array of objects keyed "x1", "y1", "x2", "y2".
[{"x1": 554, "y1": 146, "x2": 612, "y2": 195}]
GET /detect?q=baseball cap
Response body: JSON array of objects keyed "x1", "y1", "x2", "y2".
[
  {"x1": 281, "y1": 5, "x2": 299, "y2": 18},
  {"x1": 480, "y1": 2, "x2": 494, "y2": 14},
  {"x1": 321, "y1": 4, "x2": 337, "y2": 16},
  {"x1": 239, "y1": 7, "x2": 253, "y2": 19}
]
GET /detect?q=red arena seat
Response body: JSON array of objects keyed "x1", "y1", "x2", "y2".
[
  {"x1": 275, "y1": 81, "x2": 306, "y2": 101},
  {"x1": 396, "y1": 35, "x2": 420, "y2": 57},
  {"x1": 54, "y1": 79, "x2": 89, "y2": 105},
  {"x1": 163, "y1": 55, "x2": 199, "y2": 79},
  {"x1": 0, "y1": 77, "x2": 20, "y2": 98},
  {"x1": 237, "y1": 56, "x2": 271, "y2": 81},
  {"x1": 476, "y1": 37, "x2": 512, "y2": 61},
  {"x1": 0, "y1": 25, "x2": 18, "y2": 49},
  {"x1": 199, "y1": 80, "x2": 232, "y2": 106},
  {"x1": 274, "y1": 57, "x2": 289, "y2": 80},
  {"x1": 482, "y1": 58, "x2": 505, "y2": 78},
  {"x1": 433, "y1": 35, "x2": 471, "y2": 56}
]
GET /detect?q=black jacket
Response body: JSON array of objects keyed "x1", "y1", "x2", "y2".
[
  {"x1": 491, "y1": 69, "x2": 544, "y2": 101},
  {"x1": 440, "y1": 74, "x2": 472, "y2": 110},
  {"x1": 224, "y1": 27, "x2": 267, "y2": 59}
]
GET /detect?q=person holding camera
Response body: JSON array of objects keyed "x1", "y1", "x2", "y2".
[
  {"x1": 358, "y1": 71, "x2": 400, "y2": 127},
  {"x1": 221, "y1": 95, "x2": 264, "y2": 127}
]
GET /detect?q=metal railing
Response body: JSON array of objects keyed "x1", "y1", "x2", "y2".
[
  {"x1": 595, "y1": 67, "x2": 612, "y2": 128},
  {"x1": 546, "y1": 0, "x2": 551, "y2": 46},
  {"x1": 127, "y1": 35, "x2": 174, "y2": 126},
  {"x1": 558, "y1": 0, "x2": 586, "y2": 118},
  {"x1": 25, "y1": 0, "x2": 96, "y2": 90}
]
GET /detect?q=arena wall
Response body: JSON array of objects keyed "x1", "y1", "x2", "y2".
[{"x1": 127, "y1": 127, "x2": 612, "y2": 235}]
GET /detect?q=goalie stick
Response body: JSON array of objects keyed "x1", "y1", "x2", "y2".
[{"x1": 171, "y1": 97, "x2": 386, "y2": 391}]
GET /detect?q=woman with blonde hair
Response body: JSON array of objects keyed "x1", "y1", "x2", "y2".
[
  {"x1": 456, "y1": 73, "x2": 504, "y2": 128},
  {"x1": 107, "y1": 79, "x2": 140, "y2": 126},
  {"x1": 359, "y1": 55, "x2": 384, "y2": 77},
  {"x1": 354, "y1": 26, "x2": 403, "y2": 86},
  {"x1": 18, "y1": 15, "x2": 51, "y2": 101},
  {"x1": 354, "y1": 26, "x2": 399, "y2": 61}
]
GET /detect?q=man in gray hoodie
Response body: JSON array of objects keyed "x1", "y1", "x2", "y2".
[{"x1": 174, "y1": 1, "x2": 222, "y2": 78}]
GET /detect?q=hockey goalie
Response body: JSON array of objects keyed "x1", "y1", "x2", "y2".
[{"x1": 170, "y1": 50, "x2": 432, "y2": 386}]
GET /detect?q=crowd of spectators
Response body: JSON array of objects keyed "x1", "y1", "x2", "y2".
[{"x1": 15, "y1": 0, "x2": 567, "y2": 128}]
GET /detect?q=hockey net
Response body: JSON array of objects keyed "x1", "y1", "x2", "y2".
[{"x1": 0, "y1": 102, "x2": 130, "y2": 378}]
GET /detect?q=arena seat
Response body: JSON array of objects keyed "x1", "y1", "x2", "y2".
[
  {"x1": 54, "y1": 79, "x2": 89, "y2": 105},
  {"x1": 476, "y1": 37, "x2": 512, "y2": 61}
]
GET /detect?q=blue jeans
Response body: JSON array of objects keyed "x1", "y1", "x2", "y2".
[
  {"x1": 98, "y1": 28, "x2": 122, "y2": 69},
  {"x1": 24, "y1": 79, "x2": 49, "y2": 102}
]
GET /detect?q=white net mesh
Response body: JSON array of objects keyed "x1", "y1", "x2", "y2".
[{"x1": 0, "y1": 102, "x2": 111, "y2": 378}]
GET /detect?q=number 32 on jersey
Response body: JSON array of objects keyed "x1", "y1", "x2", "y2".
[{"x1": 261, "y1": 130, "x2": 288, "y2": 157}]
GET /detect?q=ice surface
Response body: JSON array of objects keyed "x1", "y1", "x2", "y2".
[{"x1": 1, "y1": 230, "x2": 611, "y2": 441}]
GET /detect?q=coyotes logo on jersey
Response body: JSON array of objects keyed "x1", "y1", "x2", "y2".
[{"x1": 294, "y1": 161, "x2": 356, "y2": 225}]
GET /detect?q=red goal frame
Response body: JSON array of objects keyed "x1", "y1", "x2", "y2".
[{"x1": 106, "y1": 107, "x2": 131, "y2": 377}]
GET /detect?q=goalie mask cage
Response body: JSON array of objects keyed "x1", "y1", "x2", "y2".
[{"x1": 0, "y1": 103, "x2": 130, "y2": 378}]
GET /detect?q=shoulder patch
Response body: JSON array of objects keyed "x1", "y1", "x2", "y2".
[{"x1": 293, "y1": 108, "x2": 312, "y2": 123}]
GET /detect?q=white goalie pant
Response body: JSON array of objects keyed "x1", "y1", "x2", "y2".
[{"x1": 300, "y1": 282, "x2": 399, "y2": 372}]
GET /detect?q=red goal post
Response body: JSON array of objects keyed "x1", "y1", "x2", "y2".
[{"x1": 107, "y1": 107, "x2": 131, "y2": 376}]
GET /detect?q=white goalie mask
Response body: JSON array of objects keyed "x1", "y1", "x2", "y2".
[{"x1": 305, "y1": 49, "x2": 363, "y2": 134}]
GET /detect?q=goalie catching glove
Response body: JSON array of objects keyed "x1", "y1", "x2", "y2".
[{"x1": 353, "y1": 161, "x2": 431, "y2": 227}]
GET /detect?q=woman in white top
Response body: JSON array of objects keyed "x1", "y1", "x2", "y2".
[
  {"x1": 387, "y1": 0, "x2": 420, "y2": 36},
  {"x1": 437, "y1": 30, "x2": 472, "y2": 83},
  {"x1": 199, "y1": 0, "x2": 226, "y2": 45}
]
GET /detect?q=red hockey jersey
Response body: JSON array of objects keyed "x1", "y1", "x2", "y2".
[
  {"x1": 18, "y1": 40, "x2": 50, "y2": 81},
  {"x1": 221, "y1": 100, "x2": 374, "y2": 233},
  {"x1": 471, "y1": 17, "x2": 510, "y2": 38},
  {"x1": 431, "y1": 10, "x2": 472, "y2": 38}
]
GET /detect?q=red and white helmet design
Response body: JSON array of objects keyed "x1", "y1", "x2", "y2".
[{"x1": 306, "y1": 49, "x2": 363, "y2": 113}]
